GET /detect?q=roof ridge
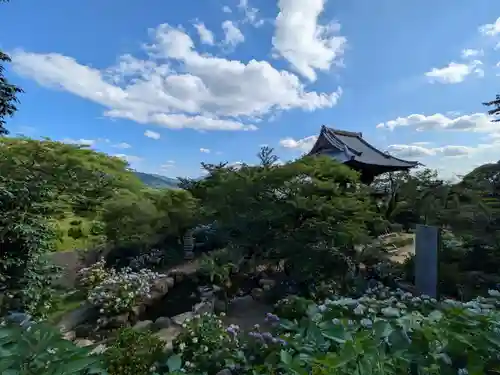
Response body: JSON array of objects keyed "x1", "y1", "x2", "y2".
[{"x1": 323, "y1": 126, "x2": 363, "y2": 138}]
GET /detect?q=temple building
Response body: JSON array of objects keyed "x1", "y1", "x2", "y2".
[{"x1": 308, "y1": 126, "x2": 420, "y2": 184}]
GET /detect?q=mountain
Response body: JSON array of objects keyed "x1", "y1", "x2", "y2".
[{"x1": 134, "y1": 172, "x2": 180, "y2": 189}]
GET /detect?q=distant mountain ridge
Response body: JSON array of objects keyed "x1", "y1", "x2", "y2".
[{"x1": 134, "y1": 172, "x2": 180, "y2": 189}]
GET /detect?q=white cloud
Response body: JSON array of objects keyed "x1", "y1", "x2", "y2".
[
  {"x1": 237, "y1": 0, "x2": 264, "y2": 27},
  {"x1": 200, "y1": 148, "x2": 211, "y2": 153},
  {"x1": 386, "y1": 144, "x2": 473, "y2": 158},
  {"x1": 376, "y1": 113, "x2": 495, "y2": 133},
  {"x1": 112, "y1": 142, "x2": 132, "y2": 149},
  {"x1": 114, "y1": 154, "x2": 143, "y2": 164},
  {"x1": 272, "y1": 0, "x2": 346, "y2": 81},
  {"x1": 222, "y1": 20, "x2": 245, "y2": 46},
  {"x1": 279, "y1": 135, "x2": 318, "y2": 152},
  {"x1": 222, "y1": 5, "x2": 232, "y2": 13},
  {"x1": 194, "y1": 22, "x2": 215, "y2": 45},
  {"x1": 62, "y1": 138, "x2": 95, "y2": 146},
  {"x1": 160, "y1": 160, "x2": 176, "y2": 170},
  {"x1": 424, "y1": 60, "x2": 483, "y2": 84},
  {"x1": 479, "y1": 17, "x2": 500, "y2": 36},
  {"x1": 11, "y1": 23, "x2": 340, "y2": 132},
  {"x1": 461, "y1": 48, "x2": 483, "y2": 58},
  {"x1": 387, "y1": 140, "x2": 500, "y2": 179},
  {"x1": 144, "y1": 130, "x2": 161, "y2": 139}
]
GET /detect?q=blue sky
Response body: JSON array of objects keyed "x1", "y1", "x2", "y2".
[{"x1": 1, "y1": 0, "x2": 500, "y2": 179}]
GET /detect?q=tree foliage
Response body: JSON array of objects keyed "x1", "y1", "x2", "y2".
[
  {"x1": 483, "y1": 93, "x2": 500, "y2": 122},
  {"x1": 0, "y1": 49, "x2": 23, "y2": 135},
  {"x1": 184, "y1": 148, "x2": 376, "y2": 285}
]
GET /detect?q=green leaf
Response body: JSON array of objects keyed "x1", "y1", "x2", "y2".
[
  {"x1": 280, "y1": 349, "x2": 293, "y2": 365},
  {"x1": 167, "y1": 354, "x2": 182, "y2": 372}
]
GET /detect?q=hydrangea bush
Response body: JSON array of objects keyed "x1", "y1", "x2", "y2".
[
  {"x1": 77, "y1": 258, "x2": 111, "y2": 291},
  {"x1": 5, "y1": 284, "x2": 500, "y2": 375},
  {"x1": 87, "y1": 267, "x2": 164, "y2": 315}
]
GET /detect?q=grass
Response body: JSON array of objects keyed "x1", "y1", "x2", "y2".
[{"x1": 52, "y1": 213, "x2": 104, "y2": 251}]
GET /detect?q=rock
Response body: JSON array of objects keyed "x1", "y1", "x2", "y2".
[
  {"x1": 193, "y1": 300, "x2": 214, "y2": 315},
  {"x1": 75, "y1": 339, "x2": 94, "y2": 347},
  {"x1": 57, "y1": 303, "x2": 97, "y2": 333},
  {"x1": 130, "y1": 305, "x2": 145, "y2": 318},
  {"x1": 229, "y1": 295, "x2": 255, "y2": 312},
  {"x1": 169, "y1": 271, "x2": 186, "y2": 284},
  {"x1": 263, "y1": 284, "x2": 273, "y2": 291},
  {"x1": 90, "y1": 344, "x2": 107, "y2": 355},
  {"x1": 154, "y1": 317, "x2": 172, "y2": 330},
  {"x1": 165, "y1": 277, "x2": 175, "y2": 288},
  {"x1": 154, "y1": 326, "x2": 182, "y2": 351},
  {"x1": 171, "y1": 312, "x2": 193, "y2": 326},
  {"x1": 214, "y1": 299, "x2": 226, "y2": 314},
  {"x1": 259, "y1": 279, "x2": 276, "y2": 288},
  {"x1": 62, "y1": 330, "x2": 76, "y2": 341},
  {"x1": 152, "y1": 278, "x2": 170, "y2": 295},
  {"x1": 106, "y1": 313, "x2": 130, "y2": 328},
  {"x1": 216, "y1": 369, "x2": 233, "y2": 375},
  {"x1": 251, "y1": 288, "x2": 264, "y2": 301},
  {"x1": 133, "y1": 320, "x2": 153, "y2": 331},
  {"x1": 74, "y1": 324, "x2": 94, "y2": 338}
]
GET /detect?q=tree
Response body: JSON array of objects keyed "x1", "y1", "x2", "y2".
[
  {"x1": 484, "y1": 94, "x2": 500, "y2": 122},
  {"x1": 195, "y1": 150, "x2": 376, "y2": 286},
  {"x1": 0, "y1": 50, "x2": 23, "y2": 135}
]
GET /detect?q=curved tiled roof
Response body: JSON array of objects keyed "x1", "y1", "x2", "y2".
[{"x1": 309, "y1": 125, "x2": 420, "y2": 169}]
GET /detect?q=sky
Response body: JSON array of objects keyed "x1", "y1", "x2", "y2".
[{"x1": 1, "y1": 0, "x2": 500, "y2": 180}]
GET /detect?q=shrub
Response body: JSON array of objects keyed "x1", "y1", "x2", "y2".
[
  {"x1": 104, "y1": 327, "x2": 165, "y2": 375},
  {"x1": 0, "y1": 322, "x2": 106, "y2": 374},
  {"x1": 274, "y1": 295, "x2": 313, "y2": 320},
  {"x1": 77, "y1": 258, "x2": 111, "y2": 291},
  {"x1": 173, "y1": 313, "x2": 239, "y2": 373},
  {"x1": 87, "y1": 267, "x2": 164, "y2": 316}
]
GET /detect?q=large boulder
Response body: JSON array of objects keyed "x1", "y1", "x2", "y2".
[
  {"x1": 171, "y1": 312, "x2": 193, "y2": 326},
  {"x1": 57, "y1": 303, "x2": 97, "y2": 333},
  {"x1": 154, "y1": 326, "x2": 182, "y2": 351},
  {"x1": 133, "y1": 320, "x2": 153, "y2": 331},
  {"x1": 154, "y1": 317, "x2": 172, "y2": 330}
]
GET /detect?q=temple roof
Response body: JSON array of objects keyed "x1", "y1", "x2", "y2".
[{"x1": 308, "y1": 126, "x2": 420, "y2": 170}]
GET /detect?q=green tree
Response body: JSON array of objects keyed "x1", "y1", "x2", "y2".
[
  {"x1": 193, "y1": 148, "x2": 375, "y2": 285},
  {"x1": 484, "y1": 94, "x2": 500, "y2": 122},
  {"x1": 0, "y1": 48, "x2": 23, "y2": 135}
]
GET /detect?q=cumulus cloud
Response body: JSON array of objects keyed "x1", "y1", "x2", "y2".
[
  {"x1": 479, "y1": 17, "x2": 500, "y2": 36},
  {"x1": 11, "y1": 22, "x2": 341, "y2": 132},
  {"x1": 387, "y1": 140, "x2": 500, "y2": 179},
  {"x1": 279, "y1": 135, "x2": 318, "y2": 152},
  {"x1": 222, "y1": 20, "x2": 245, "y2": 46},
  {"x1": 386, "y1": 144, "x2": 473, "y2": 158},
  {"x1": 237, "y1": 0, "x2": 264, "y2": 27},
  {"x1": 272, "y1": 0, "x2": 346, "y2": 81},
  {"x1": 424, "y1": 60, "x2": 483, "y2": 84},
  {"x1": 222, "y1": 5, "x2": 232, "y2": 13},
  {"x1": 461, "y1": 48, "x2": 483, "y2": 58},
  {"x1": 62, "y1": 138, "x2": 96, "y2": 146},
  {"x1": 112, "y1": 142, "x2": 132, "y2": 149},
  {"x1": 194, "y1": 22, "x2": 215, "y2": 45},
  {"x1": 160, "y1": 160, "x2": 176, "y2": 170},
  {"x1": 113, "y1": 154, "x2": 143, "y2": 164},
  {"x1": 144, "y1": 130, "x2": 161, "y2": 139},
  {"x1": 376, "y1": 113, "x2": 494, "y2": 133},
  {"x1": 200, "y1": 148, "x2": 210, "y2": 153}
]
